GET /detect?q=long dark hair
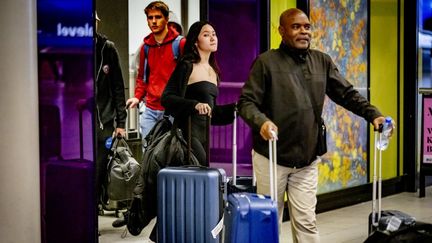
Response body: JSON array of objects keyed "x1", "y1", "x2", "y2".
[{"x1": 182, "y1": 21, "x2": 221, "y2": 80}]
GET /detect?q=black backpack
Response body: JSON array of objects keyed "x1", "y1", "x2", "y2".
[
  {"x1": 127, "y1": 116, "x2": 172, "y2": 236},
  {"x1": 127, "y1": 116, "x2": 200, "y2": 236}
]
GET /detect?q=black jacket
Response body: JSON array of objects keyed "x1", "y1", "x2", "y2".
[
  {"x1": 161, "y1": 60, "x2": 235, "y2": 126},
  {"x1": 238, "y1": 43, "x2": 382, "y2": 168},
  {"x1": 95, "y1": 33, "x2": 126, "y2": 129}
]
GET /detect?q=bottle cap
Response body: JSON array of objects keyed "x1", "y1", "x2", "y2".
[
  {"x1": 385, "y1": 116, "x2": 392, "y2": 123},
  {"x1": 105, "y1": 136, "x2": 113, "y2": 149}
]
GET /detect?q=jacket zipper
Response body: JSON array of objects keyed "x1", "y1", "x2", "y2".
[{"x1": 96, "y1": 41, "x2": 106, "y2": 130}]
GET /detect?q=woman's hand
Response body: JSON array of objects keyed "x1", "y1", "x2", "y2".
[{"x1": 195, "y1": 103, "x2": 212, "y2": 116}]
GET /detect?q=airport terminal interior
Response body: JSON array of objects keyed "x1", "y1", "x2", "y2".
[{"x1": 4, "y1": 0, "x2": 430, "y2": 243}]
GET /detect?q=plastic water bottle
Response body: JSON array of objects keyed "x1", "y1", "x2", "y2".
[
  {"x1": 376, "y1": 117, "x2": 393, "y2": 151},
  {"x1": 105, "y1": 136, "x2": 113, "y2": 149}
]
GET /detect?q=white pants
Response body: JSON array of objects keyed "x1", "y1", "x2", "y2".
[{"x1": 252, "y1": 151, "x2": 320, "y2": 243}]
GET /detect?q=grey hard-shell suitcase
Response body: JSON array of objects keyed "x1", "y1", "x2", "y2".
[
  {"x1": 157, "y1": 116, "x2": 225, "y2": 243},
  {"x1": 157, "y1": 166, "x2": 226, "y2": 243}
]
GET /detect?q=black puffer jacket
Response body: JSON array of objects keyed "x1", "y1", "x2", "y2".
[{"x1": 95, "y1": 33, "x2": 127, "y2": 129}]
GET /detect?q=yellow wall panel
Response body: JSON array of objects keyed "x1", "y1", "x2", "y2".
[
  {"x1": 370, "y1": 0, "x2": 400, "y2": 179},
  {"x1": 270, "y1": 0, "x2": 297, "y2": 49}
]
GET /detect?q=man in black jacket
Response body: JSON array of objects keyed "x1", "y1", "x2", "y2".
[
  {"x1": 89, "y1": 14, "x2": 127, "y2": 220},
  {"x1": 76, "y1": 12, "x2": 128, "y2": 236},
  {"x1": 238, "y1": 8, "x2": 393, "y2": 243}
]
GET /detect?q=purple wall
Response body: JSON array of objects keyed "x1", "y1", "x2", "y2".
[{"x1": 209, "y1": 0, "x2": 263, "y2": 167}]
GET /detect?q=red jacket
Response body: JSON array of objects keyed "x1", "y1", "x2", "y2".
[{"x1": 135, "y1": 29, "x2": 185, "y2": 110}]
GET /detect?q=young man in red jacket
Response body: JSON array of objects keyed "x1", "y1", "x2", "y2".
[
  {"x1": 126, "y1": 1, "x2": 185, "y2": 140},
  {"x1": 116, "y1": 1, "x2": 185, "y2": 236}
]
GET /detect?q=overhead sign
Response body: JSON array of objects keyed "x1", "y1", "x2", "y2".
[{"x1": 37, "y1": 0, "x2": 93, "y2": 48}]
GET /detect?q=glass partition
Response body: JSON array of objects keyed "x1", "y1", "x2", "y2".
[{"x1": 37, "y1": 0, "x2": 96, "y2": 242}]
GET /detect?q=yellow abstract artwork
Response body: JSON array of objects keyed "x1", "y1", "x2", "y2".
[{"x1": 310, "y1": 0, "x2": 369, "y2": 194}]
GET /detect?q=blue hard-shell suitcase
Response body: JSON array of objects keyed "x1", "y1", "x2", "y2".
[
  {"x1": 157, "y1": 166, "x2": 226, "y2": 243},
  {"x1": 224, "y1": 192, "x2": 279, "y2": 243},
  {"x1": 224, "y1": 131, "x2": 279, "y2": 243}
]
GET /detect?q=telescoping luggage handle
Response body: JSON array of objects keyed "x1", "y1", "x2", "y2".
[
  {"x1": 232, "y1": 108, "x2": 238, "y2": 184},
  {"x1": 231, "y1": 108, "x2": 256, "y2": 186},
  {"x1": 269, "y1": 130, "x2": 278, "y2": 201},
  {"x1": 125, "y1": 103, "x2": 141, "y2": 140},
  {"x1": 371, "y1": 125, "x2": 384, "y2": 227}
]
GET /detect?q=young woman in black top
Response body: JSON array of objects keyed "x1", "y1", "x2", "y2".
[{"x1": 161, "y1": 20, "x2": 235, "y2": 166}]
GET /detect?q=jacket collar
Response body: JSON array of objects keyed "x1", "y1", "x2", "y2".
[
  {"x1": 144, "y1": 28, "x2": 180, "y2": 46},
  {"x1": 280, "y1": 42, "x2": 309, "y2": 63}
]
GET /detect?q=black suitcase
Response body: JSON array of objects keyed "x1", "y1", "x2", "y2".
[
  {"x1": 365, "y1": 221, "x2": 432, "y2": 242},
  {"x1": 365, "y1": 128, "x2": 432, "y2": 242},
  {"x1": 367, "y1": 127, "x2": 411, "y2": 234},
  {"x1": 41, "y1": 103, "x2": 96, "y2": 243},
  {"x1": 44, "y1": 160, "x2": 96, "y2": 243}
]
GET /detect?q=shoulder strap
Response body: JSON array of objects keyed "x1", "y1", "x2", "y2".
[
  {"x1": 144, "y1": 43, "x2": 150, "y2": 56},
  {"x1": 143, "y1": 44, "x2": 150, "y2": 83},
  {"x1": 143, "y1": 36, "x2": 183, "y2": 83},
  {"x1": 172, "y1": 35, "x2": 183, "y2": 60}
]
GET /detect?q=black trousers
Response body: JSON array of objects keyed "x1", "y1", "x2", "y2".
[{"x1": 95, "y1": 120, "x2": 114, "y2": 204}]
